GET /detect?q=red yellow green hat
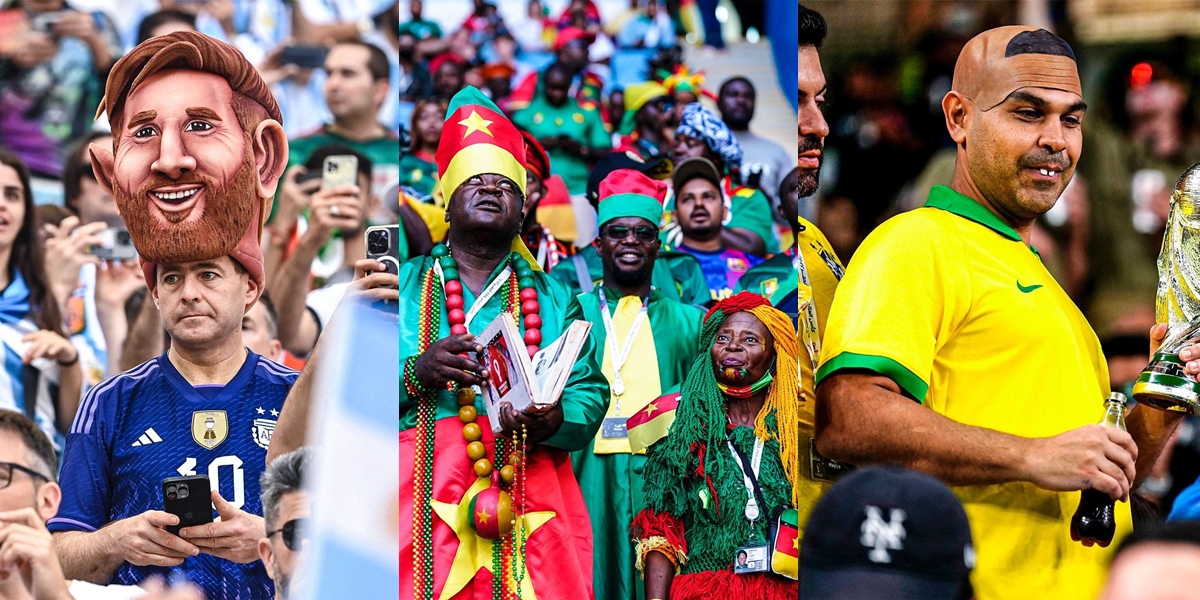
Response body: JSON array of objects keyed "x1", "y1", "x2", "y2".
[
  {"x1": 597, "y1": 169, "x2": 668, "y2": 228},
  {"x1": 437, "y1": 86, "x2": 527, "y2": 201},
  {"x1": 437, "y1": 86, "x2": 540, "y2": 267}
]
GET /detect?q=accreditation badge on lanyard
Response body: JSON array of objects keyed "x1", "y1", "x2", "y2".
[
  {"x1": 598, "y1": 287, "x2": 650, "y2": 439},
  {"x1": 728, "y1": 434, "x2": 770, "y2": 574}
]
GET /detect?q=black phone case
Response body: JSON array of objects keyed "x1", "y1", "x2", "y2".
[{"x1": 163, "y1": 475, "x2": 213, "y2": 536}]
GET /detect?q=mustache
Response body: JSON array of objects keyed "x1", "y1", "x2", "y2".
[
  {"x1": 136, "y1": 173, "x2": 216, "y2": 198},
  {"x1": 798, "y1": 135, "x2": 822, "y2": 155},
  {"x1": 1018, "y1": 150, "x2": 1070, "y2": 171}
]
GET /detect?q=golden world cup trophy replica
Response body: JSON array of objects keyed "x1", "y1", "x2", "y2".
[{"x1": 1133, "y1": 163, "x2": 1200, "y2": 414}]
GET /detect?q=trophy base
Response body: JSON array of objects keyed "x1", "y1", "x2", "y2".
[{"x1": 1132, "y1": 353, "x2": 1200, "y2": 415}]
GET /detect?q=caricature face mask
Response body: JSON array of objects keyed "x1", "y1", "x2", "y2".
[{"x1": 91, "y1": 31, "x2": 287, "y2": 290}]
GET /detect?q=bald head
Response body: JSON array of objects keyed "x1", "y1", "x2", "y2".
[{"x1": 953, "y1": 26, "x2": 1082, "y2": 111}]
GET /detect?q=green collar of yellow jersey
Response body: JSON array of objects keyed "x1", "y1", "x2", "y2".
[{"x1": 924, "y1": 185, "x2": 1041, "y2": 259}]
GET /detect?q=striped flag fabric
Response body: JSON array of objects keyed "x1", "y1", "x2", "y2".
[
  {"x1": 535, "y1": 175, "x2": 579, "y2": 242},
  {"x1": 294, "y1": 296, "x2": 399, "y2": 600},
  {"x1": 626, "y1": 391, "x2": 681, "y2": 454}
]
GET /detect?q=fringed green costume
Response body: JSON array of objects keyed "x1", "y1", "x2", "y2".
[{"x1": 630, "y1": 293, "x2": 800, "y2": 599}]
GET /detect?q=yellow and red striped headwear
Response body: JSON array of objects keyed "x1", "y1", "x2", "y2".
[
  {"x1": 437, "y1": 86, "x2": 540, "y2": 268},
  {"x1": 436, "y1": 86, "x2": 527, "y2": 201}
]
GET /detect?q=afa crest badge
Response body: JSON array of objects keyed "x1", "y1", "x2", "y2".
[{"x1": 252, "y1": 418, "x2": 276, "y2": 450}]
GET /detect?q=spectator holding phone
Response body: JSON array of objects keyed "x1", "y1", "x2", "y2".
[
  {"x1": 257, "y1": 448, "x2": 311, "y2": 600},
  {"x1": 0, "y1": 150, "x2": 83, "y2": 449},
  {"x1": 275, "y1": 41, "x2": 399, "y2": 233},
  {"x1": 268, "y1": 145, "x2": 376, "y2": 358},
  {"x1": 0, "y1": 0, "x2": 121, "y2": 178},
  {"x1": 45, "y1": 132, "x2": 150, "y2": 383}
]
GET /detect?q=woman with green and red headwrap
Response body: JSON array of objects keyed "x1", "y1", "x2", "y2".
[{"x1": 631, "y1": 292, "x2": 800, "y2": 600}]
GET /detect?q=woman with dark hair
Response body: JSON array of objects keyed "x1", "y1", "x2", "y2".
[
  {"x1": 0, "y1": 149, "x2": 83, "y2": 446},
  {"x1": 398, "y1": 99, "x2": 446, "y2": 199},
  {"x1": 632, "y1": 292, "x2": 800, "y2": 599}
]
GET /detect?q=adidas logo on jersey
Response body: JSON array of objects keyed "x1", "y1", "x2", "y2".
[{"x1": 131, "y1": 428, "x2": 163, "y2": 447}]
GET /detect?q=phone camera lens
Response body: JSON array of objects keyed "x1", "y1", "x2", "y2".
[
  {"x1": 178, "y1": 485, "x2": 189, "y2": 499},
  {"x1": 368, "y1": 230, "x2": 389, "y2": 255}
]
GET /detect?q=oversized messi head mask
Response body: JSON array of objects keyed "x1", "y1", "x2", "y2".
[{"x1": 90, "y1": 31, "x2": 288, "y2": 291}]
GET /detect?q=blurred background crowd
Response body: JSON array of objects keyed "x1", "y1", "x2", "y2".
[{"x1": 808, "y1": 0, "x2": 1200, "y2": 525}]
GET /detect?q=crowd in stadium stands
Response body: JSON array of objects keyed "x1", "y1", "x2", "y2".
[
  {"x1": 0, "y1": 0, "x2": 805, "y2": 598},
  {"x1": 7, "y1": 0, "x2": 1200, "y2": 598}
]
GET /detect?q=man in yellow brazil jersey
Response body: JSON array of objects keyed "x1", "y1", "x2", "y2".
[
  {"x1": 783, "y1": 4, "x2": 848, "y2": 552},
  {"x1": 814, "y1": 26, "x2": 1193, "y2": 600}
]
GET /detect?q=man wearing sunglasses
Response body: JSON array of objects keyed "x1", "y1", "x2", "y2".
[
  {"x1": 551, "y1": 153, "x2": 711, "y2": 308},
  {"x1": 671, "y1": 157, "x2": 764, "y2": 303},
  {"x1": 258, "y1": 448, "x2": 309, "y2": 600},
  {"x1": 0, "y1": 410, "x2": 149, "y2": 599},
  {"x1": 571, "y1": 168, "x2": 706, "y2": 600}
]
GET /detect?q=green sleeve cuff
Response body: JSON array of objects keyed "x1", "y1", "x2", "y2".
[{"x1": 816, "y1": 352, "x2": 929, "y2": 403}]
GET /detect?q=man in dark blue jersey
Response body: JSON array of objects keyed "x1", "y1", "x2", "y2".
[
  {"x1": 48, "y1": 31, "x2": 296, "y2": 600},
  {"x1": 49, "y1": 256, "x2": 295, "y2": 600}
]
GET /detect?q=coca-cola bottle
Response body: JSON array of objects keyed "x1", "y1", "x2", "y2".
[{"x1": 1070, "y1": 392, "x2": 1127, "y2": 547}]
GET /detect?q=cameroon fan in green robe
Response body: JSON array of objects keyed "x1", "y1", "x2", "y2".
[
  {"x1": 399, "y1": 86, "x2": 608, "y2": 600},
  {"x1": 571, "y1": 168, "x2": 706, "y2": 600}
]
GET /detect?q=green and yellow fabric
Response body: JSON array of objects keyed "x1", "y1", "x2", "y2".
[
  {"x1": 434, "y1": 86, "x2": 539, "y2": 269},
  {"x1": 400, "y1": 87, "x2": 608, "y2": 600},
  {"x1": 572, "y1": 286, "x2": 704, "y2": 600},
  {"x1": 629, "y1": 293, "x2": 801, "y2": 599},
  {"x1": 568, "y1": 169, "x2": 706, "y2": 600},
  {"x1": 817, "y1": 185, "x2": 1126, "y2": 600},
  {"x1": 735, "y1": 253, "x2": 795, "y2": 307},
  {"x1": 619, "y1": 81, "x2": 669, "y2": 135},
  {"x1": 732, "y1": 216, "x2": 844, "y2": 550},
  {"x1": 398, "y1": 151, "x2": 438, "y2": 198},
  {"x1": 736, "y1": 216, "x2": 843, "y2": 309},
  {"x1": 512, "y1": 82, "x2": 612, "y2": 195}
]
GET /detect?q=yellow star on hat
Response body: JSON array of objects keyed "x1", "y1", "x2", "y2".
[{"x1": 458, "y1": 110, "x2": 495, "y2": 138}]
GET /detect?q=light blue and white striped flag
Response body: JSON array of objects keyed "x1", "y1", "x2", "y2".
[{"x1": 295, "y1": 296, "x2": 399, "y2": 600}]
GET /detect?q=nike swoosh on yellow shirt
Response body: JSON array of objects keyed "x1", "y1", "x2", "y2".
[{"x1": 1016, "y1": 280, "x2": 1043, "y2": 293}]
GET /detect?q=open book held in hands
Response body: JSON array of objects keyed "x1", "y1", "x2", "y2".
[{"x1": 473, "y1": 312, "x2": 592, "y2": 433}]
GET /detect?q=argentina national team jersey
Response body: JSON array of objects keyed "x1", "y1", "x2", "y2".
[
  {"x1": 49, "y1": 351, "x2": 298, "y2": 600},
  {"x1": 0, "y1": 318, "x2": 63, "y2": 450}
]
